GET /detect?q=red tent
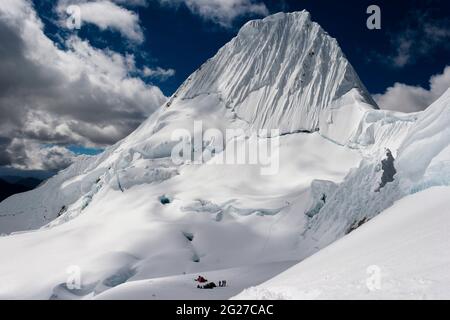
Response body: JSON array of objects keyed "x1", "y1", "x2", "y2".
[{"x1": 195, "y1": 276, "x2": 208, "y2": 283}]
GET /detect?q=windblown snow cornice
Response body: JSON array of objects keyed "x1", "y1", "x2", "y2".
[{"x1": 174, "y1": 11, "x2": 377, "y2": 134}]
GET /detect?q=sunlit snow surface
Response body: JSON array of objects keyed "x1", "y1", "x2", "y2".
[
  {"x1": 234, "y1": 187, "x2": 450, "y2": 300},
  {"x1": 0, "y1": 11, "x2": 449, "y2": 300}
]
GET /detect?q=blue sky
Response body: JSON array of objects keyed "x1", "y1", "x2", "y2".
[
  {"x1": 67, "y1": 145, "x2": 103, "y2": 155},
  {"x1": 0, "y1": 0, "x2": 449, "y2": 176}
]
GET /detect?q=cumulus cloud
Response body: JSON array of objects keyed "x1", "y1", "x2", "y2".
[
  {"x1": 374, "y1": 66, "x2": 450, "y2": 112},
  {"x1": 0, "y1": 0, "x2": 167, "y2": 170},
  {"x1": 56, "y1": 0, "x2": 145, "y2": 43},
  {"x1": 0, "y1": 137, "x2": 12, "y2": 166},
  {"x1": 158, "y1": 0, "x2": 269, "y2": 27},
  {"x1": 5, "y1": 139, "x2": 76, "y2": 171},
  {"x1": 386, "y1": 11, "x2": 450, "y2": 68},
  {"x1": 142, "y1": 66, "x2": 176, "y2": 81}
]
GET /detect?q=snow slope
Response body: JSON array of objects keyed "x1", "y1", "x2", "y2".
[
  {"x1": 0, "y1": 154, "x2": 114, "y2": 234},
  {"x1": 0, "y1": 10, "x2": 449, "y2": 300},
  {"x1": 0, "y1": 131, "x2": 361, "y2": 299},
  {"x1": 234, "y1": 186, "x2": 450, "y2": 300},
  {"x1": 94, "y1": 261, "x2": 296, "y2": 300}
]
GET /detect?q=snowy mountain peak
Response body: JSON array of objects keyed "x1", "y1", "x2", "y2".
[
  {"x1": 3, "y1": 10, "x2": 450, "y2": 300},
  {"x1": 171, "y1": 10, "x2": 376, "y2": 134}
]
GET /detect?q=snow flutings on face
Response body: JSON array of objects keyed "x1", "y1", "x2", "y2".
[{"x1": 0, "y1": 0, "x2": 167, "y2": 170}]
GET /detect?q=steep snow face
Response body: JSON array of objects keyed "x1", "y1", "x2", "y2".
[
  {"x1": 173, "y1": 11, "x2": 376, "y2": 134},
  {"x1": 397, "y1": 88, "x2": 450, "y2": 192},
  {"x1": 318, "y1": 89, "x2": 417, "y2": 156},
  {"x1": 295, "y1": 88, "x2": 450, "y2": 262}
]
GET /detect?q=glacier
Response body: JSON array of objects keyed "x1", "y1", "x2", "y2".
[{"x1": 0, "y1": 11, "x2": 449, "y2": 300}]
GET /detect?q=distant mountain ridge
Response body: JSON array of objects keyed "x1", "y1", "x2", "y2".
[
  {"x1": 0, "y1": 177, "x2": 42, "y2": 202},
  {"x1": 1, "y1": 176, "x2": 43, "y2": 188}
]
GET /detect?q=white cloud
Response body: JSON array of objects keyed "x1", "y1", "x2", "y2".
[
  {"x1": 158, "y1": 0, "x2": 269, "y2": 27},
  {"x1": 374, "y1": 66, "x2": 450, "y2": 113},
  {"x1": 0, "y1": 0, "x2": 167, "y2": 170},
  {"x1": 6, "y1": 139, "x2": 76, "y2": 171},
  {"x1": 142, "y1": 66, "x2": 175, "y2": 80},
  {"x1": 57, "y1": 0, "x2": 145, "y2": 43}
]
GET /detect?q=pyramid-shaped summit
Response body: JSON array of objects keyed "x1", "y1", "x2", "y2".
[{"x1": 173, "y1": 11, "x2": 376, "y2": 134}]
